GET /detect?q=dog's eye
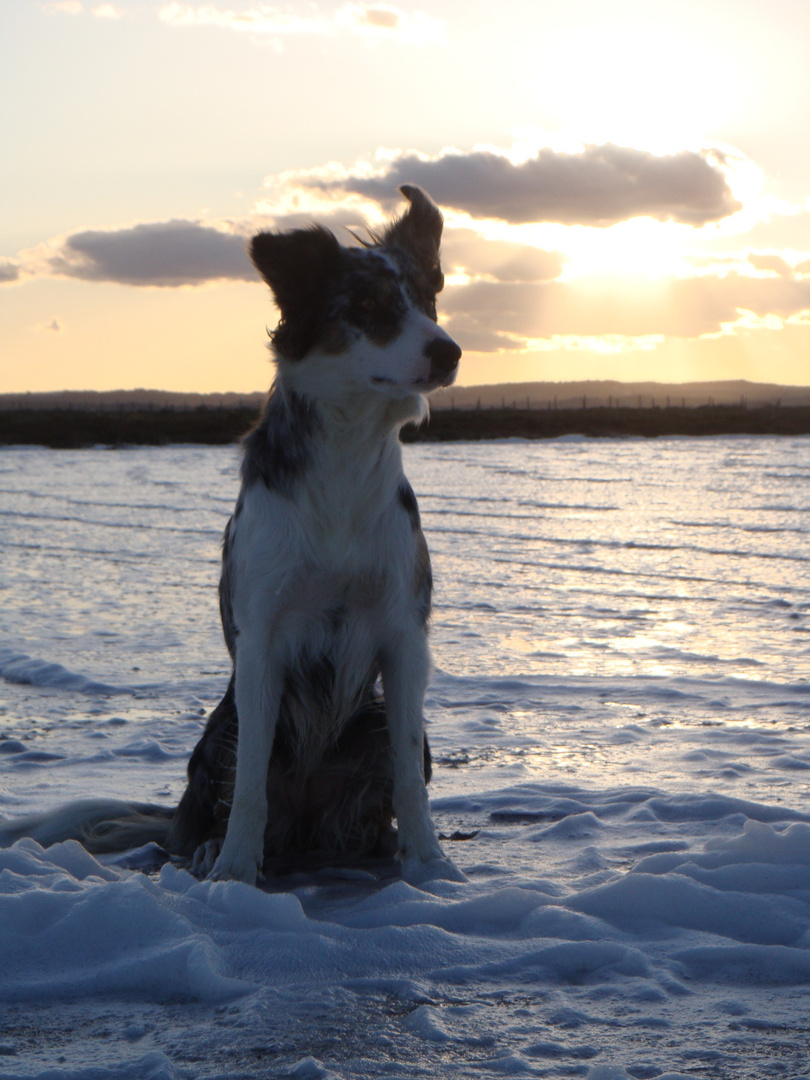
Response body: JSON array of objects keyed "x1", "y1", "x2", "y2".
[{"x1": 360, "y1": 297, "x2": 377, "y2": 311}]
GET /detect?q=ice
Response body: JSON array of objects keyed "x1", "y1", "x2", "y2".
[
  {"x1": 0, "y1": 841, "x2": 250, "y2": 1005},
  {"x1": 1, "y1": 438, "x2": 810, "y2": 1077},
  {"x1": 672, "y1": 943, "x2": 810, "y2": 985},
  {"x1": 569, "y1": 870, "x2": 807, "y2": 944},
  {"x1": 285, "y1": 1059, "x2": 336, "y2": 1080},
  {"x1": 0, "y1": 649, "x2": 125, "y2": 695},
  {"x1": 0, "y1": 1054, "x2": 181, "y2": 1080}
]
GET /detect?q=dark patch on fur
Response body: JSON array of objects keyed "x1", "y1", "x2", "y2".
[
  {"x1": 219, "y1": 518, "x2": 238, "y2": 661},
  {"x1": 326, "y1": 604, "x2": 347, "y2": 633},
  {"x1": 48, "y1": 804, "x2": 175, "y2": 857},
  {"x1": 414, "y1": 529, "x2": 433, "y2": 627},
  {"x1": 251, "y1": 226, "x2": 343, "y2": 361},
  {"x1": 168, "y1": 678, "x2": 433, "y2": 865},
  {"x1": 278, "y1": 653, "x2": 339, "y2": 747},
  {"x1": 336, "y1": 250, "x2": 409, "y2": 346},
  {"x1": 383, "y1": 185, "x2": 445, "y2": 303},
  {"x1": 167, "y1": 674, "x2": 239, "y2": 857},
  {"x1": 397, "y1": 483, "x2": 432, "y2": 624},
  {"x1": 241, "y1": 385, "x2": 322, "y2": 495},
  {"x1": 398, "y1": 481, "x2": 421, "y2": 530}
]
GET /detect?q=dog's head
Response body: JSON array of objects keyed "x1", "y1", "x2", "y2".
[{"x1": 250, "y1": 186, "x2": 461, "y2": 400}]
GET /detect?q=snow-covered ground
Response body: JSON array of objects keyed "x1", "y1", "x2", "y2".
[{"x1": 1, "y1": 436, "x2": 809, "y2": 1080}]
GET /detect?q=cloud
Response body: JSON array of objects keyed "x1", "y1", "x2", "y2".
[
  {"x1": 43, "y1": 220, "x2": 254, "y2": 286},
  {"x1": 42, "y1": 1, "x2": 83, "y2": 13},
  {"x1": 158, "y1": 2, "x2": 443, "y2": 43},
  {"x1": 43, "y1": 1, "x2": 130, "y2": 15},
  {"x1": 748, "y1": 253, "x2": 793, "y2": 277},
  {"x1": 0, "y1": 260, "x2": 20, "y2": 283},
  {"x1": 356, "y1": 6, "x2": 398, "y2": 29},
  {"x1": 91, "y1": 3, "x2": 127, "y2": 17},
  {"x1": 442, "y1": 272, "x2": 810, "y2": 350},
  {"x1": 441, "y1": 229, "x2": 565, "y2": 283},
  {"x1": 302, "y1": 144, "x2": 741, "y2": 227},
  {"x1": 5, "y1": 209, "x2": 384, "y2": 289}
]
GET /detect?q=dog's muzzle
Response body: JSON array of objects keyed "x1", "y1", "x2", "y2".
[{"x1": 424, "y1": 337, "x2": 462, "y2": 387}]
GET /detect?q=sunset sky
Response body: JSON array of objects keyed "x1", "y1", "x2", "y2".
[{"x1": 2, "y1": 0, "x2": 810, "y2": 393}]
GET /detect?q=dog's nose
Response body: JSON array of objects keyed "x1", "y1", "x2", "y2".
[{"x1": 424, "y1": 337, "x2": 462, "y2": 382}]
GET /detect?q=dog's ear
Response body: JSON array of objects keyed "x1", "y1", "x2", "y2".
[
  {"x1": 250, "y1": 226, "x2": 341, "y2": 318},
  {"x1": 250, "y1": 227, "x2": 343, "y2": 359},
  {"x1": 384, "y1": 185, "x2": 445, "y2": 293}
]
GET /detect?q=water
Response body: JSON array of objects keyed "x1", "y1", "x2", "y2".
[
  {"x1": 1, "y1": 436, "x2": 809, "y2": 1079},
  {"x1": 421, "y1": 436, "x2": 809, "y2": 682}
]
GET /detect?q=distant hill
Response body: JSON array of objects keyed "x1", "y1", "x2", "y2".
[
  {"x1": 430, "y1": 379, "x2": 810, "y2": 410},
  {"x1": 2, "y1": 379, "x2": 809, "y2": 412},
  {"x1": 0, "y1": 389, "x2": 266, "y2": 411}
]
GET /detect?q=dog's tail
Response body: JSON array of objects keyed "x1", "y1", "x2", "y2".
[{"x1": 0, "y1": 799, "x2": 175, "y2": 855}]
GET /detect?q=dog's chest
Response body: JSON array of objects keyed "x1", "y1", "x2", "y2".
[
  {"x1": 269, "y1": 538, "x2": 405, "y2": 766},
  {"x1": 298, "y1": 452, "x2": 402, "y2": 558},
  {"x1": 286, "y1": 489, "x2": 412, "y2": 629},
  {"x1": 228, "y1": 471, "x2": 416, "y2": 749}
]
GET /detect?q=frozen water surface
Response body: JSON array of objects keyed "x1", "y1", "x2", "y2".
[{"x1": 1, "y1": 437, "x2": 809, "y2": 1079}]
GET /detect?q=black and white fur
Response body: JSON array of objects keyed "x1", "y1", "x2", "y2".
[
  {"x1": 0, "y1": 185, "x2": 463, "y2": 885},
  {"x1": 175, "y1": 184, "x2": 462, "y2": 884}
]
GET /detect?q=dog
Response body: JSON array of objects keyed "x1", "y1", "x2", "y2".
[
  {"x1": 168, "y1": 183, "x2": 463, "y2": 883},
  {"x1": 0, "y1": 185, "x2": 463, "y2": 886}
]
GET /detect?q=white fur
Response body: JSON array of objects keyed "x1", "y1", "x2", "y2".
[{"x1": 210, "y1": 298, "x2": 463, "y2": 885}]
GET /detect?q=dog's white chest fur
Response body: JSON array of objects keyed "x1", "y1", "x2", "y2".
[{"x1": 227, "y1": 433, "x2": 415, "y2": 766}]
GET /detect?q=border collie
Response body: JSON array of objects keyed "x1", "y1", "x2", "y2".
[{"x1": 0, "y1": 185, "x2": 463, "y2": 886}]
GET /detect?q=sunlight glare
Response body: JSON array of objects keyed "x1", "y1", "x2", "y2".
[
  {"x1": 534, "y1": 21, "x2": 742, "y2": 149},
  {"x1": 557, "y1": 218, "x2": 694, "y2": 280}
]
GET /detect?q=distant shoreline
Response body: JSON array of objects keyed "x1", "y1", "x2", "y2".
[
  {"x1": 2, "y1": 403, "x2": 810, "y2": 448},
  {"x1": 3, "y1": 378, "x2": 809, "y2": 414}
]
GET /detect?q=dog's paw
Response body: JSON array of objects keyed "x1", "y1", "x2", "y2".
[
  {"x1": 208, "y1": 843, "x2": 262, "y2": 885},
  {"x1": 190, "y1": 839, "x2": 222, "y2": 878},
  {"x1": 399, "y1": 853, "x2": 467, "y2": 886}
]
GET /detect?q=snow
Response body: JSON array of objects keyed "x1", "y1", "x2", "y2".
[{"x1": 1, "y1": 437, "x2": 810, "y2": 1078}]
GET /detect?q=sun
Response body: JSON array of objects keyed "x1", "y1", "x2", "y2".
[{"x1": 556, "y1": 218, "x2": 696, "y2": 281}]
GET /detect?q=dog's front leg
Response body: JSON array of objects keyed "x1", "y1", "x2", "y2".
[
  {"x1": 209, "y1": 638, "x2": 282, "y2": 885},
  {"x1": 381, "y1": 631, "x2": 466, "y2": 884}
]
